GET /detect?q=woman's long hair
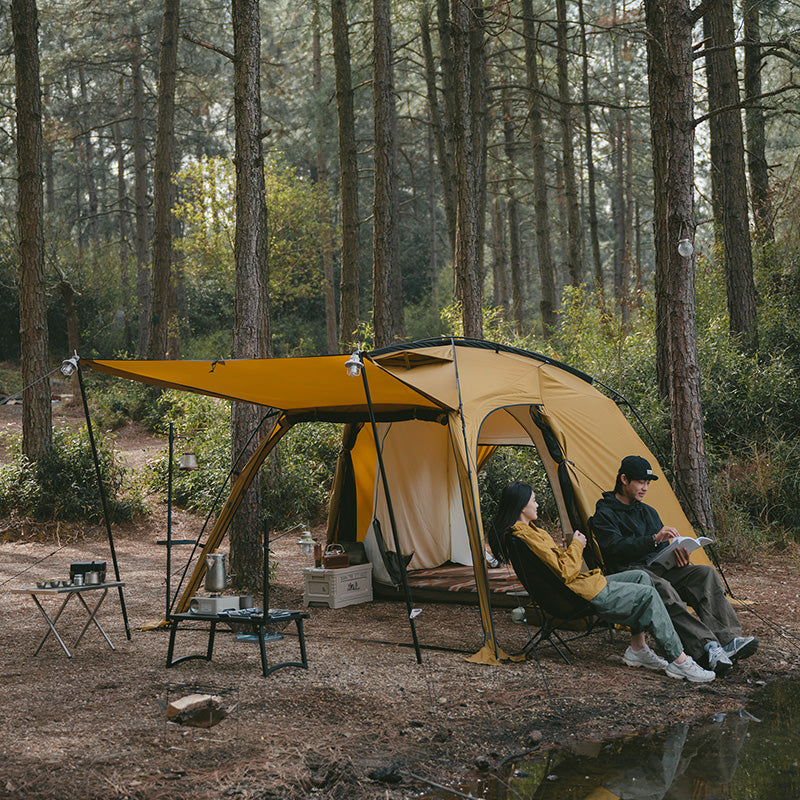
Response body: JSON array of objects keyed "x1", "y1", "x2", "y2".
[{"x1": 486, "y1": 481, "x2": 533, "y2": 564}]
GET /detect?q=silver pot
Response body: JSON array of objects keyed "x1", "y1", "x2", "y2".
[
  {"x1": 205, "y1": 552, "x2": 227, "y2": 593},
  {"x1": 85, "y1": 571, "x2": 101, "y2": 585}
]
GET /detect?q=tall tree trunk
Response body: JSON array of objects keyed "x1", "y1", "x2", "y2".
[
  {"x1": 555, "y1": 0, "x2": 582, "y2": 287},
  {"x1": 421, "y1": 4, "x2": 456, "y2": 257},
  {"x1": 743, "y1": 0, "x2": 774, "y2": 244},
  {"x1": 703, "y1": 0, "x2": 757, "y2": 351},
  {"x1": 113, "y1": 100, "x2": 134, "y2": 352},
  {"x1": 331, "y1": 0, "x2": 359, "y2": 351},
  {"x1": 522, "y1": 0, "x2": 557, "y2": 337},
  {"x1": 646, "y1": 0, "x2": 714, "y2": 532},
  {"x1": 312, "y1": 5, "x2": 338, "y2": 354},
  {"x1": 579, "y1": 0, "x2": 602, "y2": 289},
  {"x1": 450, "y1": 0, "x2": 487, "y2": 338},
  {"x1": 148, "y1": 0, "x2": 180, "y2": 359},
  {"x1": 372, "y1": 0, "x2": 403, "y2": 348},
  {"x1": 490, "y1": 192, "x2": 509, "y2": 314},
  {"x1": 131, "y1": 31, "x2": 151, "y2": 357},
  {"x1": 13, "y1": 0, "x2": 51, "y2": 460},
  {"x1": 78, "y1": 66, "x2": 99, "y2": 248},
  {"x1": 427, "y1": 116, "x2": 439, "y2": 301},
  {"x1": 230, "y1": 0, "x2": 270, "y2": 590},
  {"x1": 502, "y1": 92, "x2": 523, "y2": 333}
]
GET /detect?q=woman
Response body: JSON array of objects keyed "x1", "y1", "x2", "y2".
[{"x1": 488, "y1": 481, "x2": 714, "y2": 683}]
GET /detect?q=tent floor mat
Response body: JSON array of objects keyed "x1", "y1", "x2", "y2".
[{"x1": 373, "y1": 564, "x2": 526, "y2": 608}]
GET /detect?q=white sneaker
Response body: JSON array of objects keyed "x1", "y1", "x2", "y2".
[
  {"x1": 665, "y1": 656, "x2": 716, "y2": 683},
  {"x1": 623, "y1": 644, "x2": 669, "y2": 671}
]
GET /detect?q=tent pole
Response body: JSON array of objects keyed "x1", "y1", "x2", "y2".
[
  {"x1": 166, "y1": 422, "x2": 174, "y2": 617},
  {"x1": 76, "y1": 363, "x2": 131, "y2": 641},
  {"x1": 450, "y1": 339, "x2": 499, "y2": 661},
  {"x1": 360, "y1": 356, "x2": 423, "y2": 664}
]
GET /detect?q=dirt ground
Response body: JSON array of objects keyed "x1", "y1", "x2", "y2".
[{"x1": 1, "y1": 399, "x2": 800, "y2": 800}]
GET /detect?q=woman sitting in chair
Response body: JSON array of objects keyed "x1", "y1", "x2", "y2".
[{"x1": 488, "y1": 481, "x2": 715, "y2": 683}]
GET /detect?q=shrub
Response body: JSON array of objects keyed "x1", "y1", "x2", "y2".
[{"x1": 0, "y1": 426, "x2": 142, "y2": 522}]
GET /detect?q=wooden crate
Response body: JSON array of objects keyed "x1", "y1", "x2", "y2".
[{"x1": 303, "y1": 564, "x2": 373, "y2": 609}]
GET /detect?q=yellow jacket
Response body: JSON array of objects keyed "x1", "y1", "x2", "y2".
[{"x1": 510, "y1": 521, "x2": 607, "y2": 601}]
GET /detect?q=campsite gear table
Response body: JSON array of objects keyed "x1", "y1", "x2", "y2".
[
  {"x1": 166, "y1": 608, "x2": 310, "y2": 677},
  {"x1": 12, "y1": 581, "x2": 125, "y2": 658}
]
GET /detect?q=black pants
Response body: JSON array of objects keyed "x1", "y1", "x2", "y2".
[{"x1": 631, "y1": 563, "x2": 742, "y2": 663}]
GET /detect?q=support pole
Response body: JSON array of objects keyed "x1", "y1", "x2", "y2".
[
  {"x1": 360, "y1": 357, "x2": 422, "y2": 664},
  {"x1": 76, "y1": 364, "x2": 131, "y2": 640},
  {"x1": 166, "y1": 423, "x2": 174, "y2": 617}
]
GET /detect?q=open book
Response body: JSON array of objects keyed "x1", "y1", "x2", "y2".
[{"x1": 648, "y1": 535, "x2": 713, "y2": 569}]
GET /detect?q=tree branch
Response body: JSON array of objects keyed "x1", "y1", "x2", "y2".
[{"x1": 182, "y1": 32, "x2": 233, "y2": 61}]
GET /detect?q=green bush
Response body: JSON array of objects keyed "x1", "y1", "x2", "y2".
[
  {"x1": 0, "y1": 426, "x2": 142, "y2": 522},
  {"x1": 478, "y1": 446, "x2": 556, "y2": 532},
  {"x1": 261, "y1": 422, "x2": 341, "y2": 528}
]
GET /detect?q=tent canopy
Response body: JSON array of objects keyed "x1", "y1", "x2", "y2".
[{"x1": 86, "y1": 338, "x2": 703, "y2": 664}]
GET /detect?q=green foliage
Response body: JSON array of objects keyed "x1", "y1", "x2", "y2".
[
  {"x1": 0, "y1": 426, "x2": 141, "y2": 522},
  {"x1": 478, "y1": 446, "x2": 556, "y2": 532},
  {"x1": 174, "y1": 155, "x2": 330, "y2": 355},
  {"x1": 261, "y1": 423, "x2": 341, "y2": 529},
  {"x1": 90, "y1": 375, "x2": 181, "y2": 432}
]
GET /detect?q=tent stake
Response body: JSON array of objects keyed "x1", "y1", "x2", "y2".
[
  {"x1": 76, "y1": 363, "x2": 131, "y2": 640},
  {"x1": 360, "y1": 356, "x2": 423, "y2": 664}
]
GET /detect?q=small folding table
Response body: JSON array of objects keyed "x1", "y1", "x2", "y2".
[{"x1": 13, "y1": 581, "x2": 126, "y2": 658}]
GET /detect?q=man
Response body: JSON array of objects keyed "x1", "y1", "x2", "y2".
[{"x1": 589, "y1": 455, "x2": 757, "y2": 675}]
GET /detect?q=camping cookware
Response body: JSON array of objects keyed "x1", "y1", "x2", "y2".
[
  {"x1": 205, "y1": 552, "x2": 228, "y2": 593},
  {"x1": 322, "y1": 544, "x2": 350, "y2": 569},
  {"x1": 85, "y1": 571, "x2": 101, "y2": 585}
]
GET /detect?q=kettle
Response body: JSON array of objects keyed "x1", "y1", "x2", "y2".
[{"x1": 205, "y1": 552, "x2": 227, "y2": 594}]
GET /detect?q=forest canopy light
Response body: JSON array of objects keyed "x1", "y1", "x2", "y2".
[{"x1": 345, "y1": 351, "x2": 363, "y2": 377}]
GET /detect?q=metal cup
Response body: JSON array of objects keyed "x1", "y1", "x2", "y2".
[{"x1": 73, "y1": 574, "x2": 84, "y2": 586}]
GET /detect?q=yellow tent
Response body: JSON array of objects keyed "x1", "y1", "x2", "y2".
[{"x1": 87, "y1": 338, "x2": 706, "y2": 665}]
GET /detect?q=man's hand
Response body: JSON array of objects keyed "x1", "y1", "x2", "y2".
[
  {"x1": 673, "y1": 547, "x2": 691, "y2": 567},
  {"x1": 572, "y1": 531, "x2": 587, "y2": 547},
  {"x1": 654, "y1": 525, "x2": 680, "y2": 544}
]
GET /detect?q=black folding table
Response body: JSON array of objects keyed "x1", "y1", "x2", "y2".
[{"x1": 165, "y1": 608, "x2": 309, "y2": 677}]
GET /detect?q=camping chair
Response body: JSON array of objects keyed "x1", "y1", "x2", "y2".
[{"x1": 506, "y1": 534, "x2": 611, "y2": 665}]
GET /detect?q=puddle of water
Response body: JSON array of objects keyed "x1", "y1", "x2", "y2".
[{"x1": 418, "y1": 677, "x2": 800, "y2": 799}]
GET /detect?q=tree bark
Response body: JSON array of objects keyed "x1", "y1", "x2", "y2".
[
  {"x1": 13, "y1": 0, "x2": 51, "y2": 460},
  {"x1": 743, "y1": 0, "x2": 774, "y2": 244},
  {"x1": 522, "y1": 0, "x2": 557, "y2": 337},
  {"x1": 555, "y1": 0, "x2": 582, "y2": 287},
  {"x1": 148, "y1": 0, "x2": 180, "y2": 359},
  {"x1": 490, "y1": 192, "x2": 509, "y2": 314},
  {"x1": 230, "y1": 0, "x2": 271, "y2": 590},
  {"x1": 421, "y1": 4, "x2": 456, "y2": 257},
  {"x1": 703, "y1": 0, "x2": 757, "y2": 351},
  {"x1": 313, "y1": 5, "x2": 338, "y2": 354},
  {"x1": 372, "y1": 0, "x2": 402, "y2": 348},
  {"x1": 331, "y1": 0, "x2": 359, "y2": 351},
  {"x1": 131, "y1": 30, "x2": 151, "y2": 357},
  {"x1": 450, "y1": 0, "x2": 487, "y2": 339},
  {"x1": 502, "y1": 91, "x2": 523, "y2": 333},
  {"x1": 645, "y1": 0, "x2": 714, "y2": 532},
  {"x1": 579, "y1": 0, "x2": 602, "y2": 289}
]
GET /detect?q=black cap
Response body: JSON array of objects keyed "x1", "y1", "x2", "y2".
[{"x1": 618, "y1": 455, "x2": 659, "y2": 481}]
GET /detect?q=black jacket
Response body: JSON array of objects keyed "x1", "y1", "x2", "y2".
[{"x1": 590, "y1": 491, "x2": 666, "y2": 574}]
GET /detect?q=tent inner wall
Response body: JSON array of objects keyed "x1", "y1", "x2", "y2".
[{"x1": 341, "y1": 407, "x2": 577, "y2": 574}]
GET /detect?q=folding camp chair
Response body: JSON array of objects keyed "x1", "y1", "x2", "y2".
[{"x1": 506, "y1": 533, "x2": 611, "y2": 665}]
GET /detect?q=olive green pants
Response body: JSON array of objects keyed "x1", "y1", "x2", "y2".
[{"x1": 590, "y1": 569, "x2": 684, "y2": 661}]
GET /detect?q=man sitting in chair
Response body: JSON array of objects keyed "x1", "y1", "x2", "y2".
[
  {"x1": 488, "y1": 481, "x2": 715, "y2": 683},
  {"x1": 590, "y1": 455, "x2": 757, "y2": 676}
]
